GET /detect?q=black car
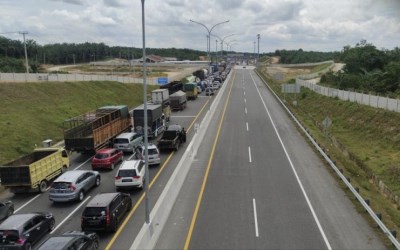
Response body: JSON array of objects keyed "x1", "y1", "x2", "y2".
[
  {"x1": 36, "y1": 231, "x2": 99, "y2": 250},
  {"x1": 0, "y1": 200, "x2": 14, "y2": 221},
  {"x1": 81, "y1": 192, "x2": 132, "y2": 232},
  {"x1": 0, "y1": 212, "x2": 55, "y2": 250}
]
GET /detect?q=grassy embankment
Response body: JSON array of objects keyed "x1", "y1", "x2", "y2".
[
  {"x1": 257, "y1": 65, "x2": 400, "y2": 247},
  {"x1": 0, "y1": 81, "x2": 158, "y2": 164}
]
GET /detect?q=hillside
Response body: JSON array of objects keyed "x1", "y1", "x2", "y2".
[{"x1": 0, "y1": 81, "x2": 158, "y2": 163}]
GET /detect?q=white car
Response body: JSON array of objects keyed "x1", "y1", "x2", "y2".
[
  {"x1": 140, "y1": 143, "x2": 161, "y2": 165},
  {"x1": 115, "y1": 160, "x2": 145, "y2": 190}
]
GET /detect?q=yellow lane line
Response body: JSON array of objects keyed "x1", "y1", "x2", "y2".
[
  {"x1": 184, "y1": 71, "x2": 236, "y2": 250},
  {"x1": 105, "y1": 92, "x2": 212, "y2": 250}
]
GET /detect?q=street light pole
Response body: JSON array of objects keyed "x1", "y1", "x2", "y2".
[
  {"x1": 19, "y1": 31, "x2": 29, "y2": 74},
  {"x1": 189, "y1": 19, "x2": 229, "y2": 65},
  {"x1": 141, "y1": 0, "x2": 150, "y2": 224},
  {"x1": 257, "y1": 34, "x2": 260, "y2": 67}
]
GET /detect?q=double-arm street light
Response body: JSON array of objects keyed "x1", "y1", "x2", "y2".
[
  {"x1": 189, "y1": 19, "x2": 229, "y2": 64},
  {"x1": 225, "y1": 39, "x2": 237, "y2": 51},
  {"x1": 211, "y1": 33, "x2": 235, "y2": 65}
]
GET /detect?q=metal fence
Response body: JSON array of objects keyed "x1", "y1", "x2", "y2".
[{"x1": 297, "y1": 79, "x2": 400, "y2": 112}]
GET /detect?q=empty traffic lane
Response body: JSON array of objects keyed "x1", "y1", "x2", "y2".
[{"x1": 185, "y1": 68, "x2": 328, "y2": 249}]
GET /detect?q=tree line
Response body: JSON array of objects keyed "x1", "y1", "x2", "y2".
[
  {"x1": 320, "y1": 40, "x2": 400, "y2": 96},
  {"x1": 0, "y1": 36, "x2": 206, "y2": 73}
]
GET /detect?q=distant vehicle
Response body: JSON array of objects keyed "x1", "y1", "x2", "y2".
[
  {"x1": 63, "y1": 105, "x2": 131, "y2": 153},
  {"x1": 140, "y1": 143, "x2": 161, "y2": 166},
  {"x1": 49, "y1": 170, "x2": 101, "y2": 202},
  {"x1": 169, "y1": 90, "x2": 187, "y2": 111},
  {"x1": 0, "y1": 201, "x2": 14, "y2": 221},
  {"x1": 92, "y1": 148, "x2": 123, "y2": 170},
  {"x1": 205, "y1": 88, "x2": 214, "y2": 96},
  {"x1": 183, "y1": 82, "x2": 198, "y2": 100},
  {"x1": 132, "y1": 103, "x2": 165, "y2": 138},
  {"x1": 113, "y1": 132, "x2": 143, "y2": 153},
  {"x1": 115, "y1": 160, "x2": 145, "y2": 190},
  {"x1": 36, "y1": 231, "x2": 99, "y2": 250},
  {"x1": 0, "y1": 212, "x2": 55, "y2": 250},
  {"x1": 81, "y1": 192, "x2": 132, "y2": 232},
  {"x1": 0, "y1": 147, "x2": 70, "y2": 193},
  {"x1": 151, "y1": 89, "x2": 171, "y2": 122},
  {"x1": 157, "y1": 124, "x2": 186, "y2": 151}
]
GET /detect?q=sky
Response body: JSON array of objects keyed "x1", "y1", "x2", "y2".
[{"x1": 1, "y1": 0, "x2": 399, "y2": 53}]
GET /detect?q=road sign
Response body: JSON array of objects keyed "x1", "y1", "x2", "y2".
[
  {"x1": 157, "y1": 77, "x2": 168, "y2": 85},
  {"x1": 322, "y1": 116, "x2": 332, "y2": 128}
]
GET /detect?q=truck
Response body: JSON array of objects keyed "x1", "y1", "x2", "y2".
[
  {"x1": 0, "y1": 146, "x2": 70, "y2": 193},
  {"x1": 132, "y1": 103, "x2": 165, "y2": 138},
  {"x1": 193, "y1": 68, "x2": 208, "y2": 81},
  {"x1": 169, "y1": 90, "x2": 187, "y2": 111},
  {"x1": 157, "y1": 124, "x2": 186, "y2": 151},
  {"x1": 159, "y1": 81, "x2": 183, "y2": 95},
  {"x1": 63, "y1": 105, "x2": 131, "y2": 153},
  {"x1": 151, "y1": 89, "x2": 171, "y2": 122},
  {"x1": 183, "y1": 82, "x2": 198, "y2": 100}
]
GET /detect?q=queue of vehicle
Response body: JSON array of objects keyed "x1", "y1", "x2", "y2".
[{"x1": 0, "y1": 66, "x2": 230, "y2": 250}]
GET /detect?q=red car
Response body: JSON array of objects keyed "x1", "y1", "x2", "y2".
[{"x1": 92, "y1": 148, "x2": 123, "y2": 170}]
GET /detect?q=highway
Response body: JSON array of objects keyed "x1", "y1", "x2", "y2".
[
  {"x1": 156, "y1": 67, "x2": 385, "y2": 249},
  {"x1": 0, "y1": 66, "x2": 386, "y2": 249}
]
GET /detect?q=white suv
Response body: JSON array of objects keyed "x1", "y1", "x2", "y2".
[
  {"x1": 113, "y1": 132, "x2": 143, "y2": 153},
  {"x1": 115, "y1": 160, "x2": 145, "y2": 190},
  {"x1": 140, "y1": 143, "x2": 161, "y2": 166}
]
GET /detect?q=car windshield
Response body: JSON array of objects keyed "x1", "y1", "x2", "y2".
[
  {"x1": 0, "y1": 230, "x2": 19, "y2": 243},
  {"x1": 83, "y1": 207, "x2": 105, "y2": 217},
  {"x1": 148, "y1": 148, "x2": 158, "y2": 155},
  {"x1": 117, "y1": 169, "x2": 137, "y2": 177},
  {"x1": 52, "y1": 182, "x2": 71, "y2": 189},
  {"x1": 94, "y1": 153, "x2": 109, "y2": 159},
  {"x1": 114, "y1": 138, "x2": 128, "y2": 144}
]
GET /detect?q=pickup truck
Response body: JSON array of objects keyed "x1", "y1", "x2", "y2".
[
  {"x1": 157, "y1": 124, "x2": 186, "y2": 151},
  {"x1": 0, "y1": 147, "x2": 70, "y2": 193}
]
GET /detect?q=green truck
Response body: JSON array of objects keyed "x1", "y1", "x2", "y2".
[
  {"x1": 0, "y1": 147, "x2": 70, "y2": 193},
  {"x1": 183, "y1": 82, "x2": 198, "y2": 100}
]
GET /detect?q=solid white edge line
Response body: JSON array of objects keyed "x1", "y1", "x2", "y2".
[
  {"x1": 248, "y1": 146, "x2": 252, "y2": 163},
  {"x1": 253, "y1": 198, "x2": 259, "y2": 237},
  {"x1": 74, "y1": 157, "x2": 93, "y2": 170},
  {"x1": 14, "y1": 194, "x2": 41, "y2": 213},
  {"x1": 249, "y1": 72, "x2": 332, "y2": 250},
  {"x1": 50, "y1": 196, "x2": 92, "y2": 234}
]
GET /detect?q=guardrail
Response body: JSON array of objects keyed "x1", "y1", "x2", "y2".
[
  {"x1": 130, "y1": 71, "x2": 232, "y2": 249},
  {"x1": 256, "y1": 70, "x2": 400, "y2": 249}
]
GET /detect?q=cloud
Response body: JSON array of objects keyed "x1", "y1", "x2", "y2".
[{"x1": 49, "y1": 0, "x2": 85, "y2": 5}]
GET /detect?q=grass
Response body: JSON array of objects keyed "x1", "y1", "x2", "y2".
[
  {"x1": 257, "y1": 65, "x2": 400, "y2": 247},
  {"x1": 0, "y1": 81, "x2": 158, "y2": 164}
]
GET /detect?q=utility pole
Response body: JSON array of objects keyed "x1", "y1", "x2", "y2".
[
  {"x1": 215, "y1": 39, "x2": 218, "y2": 65},
  {"x1": 257, "y1": 34, "x2": 260, "y2": 67},
  {"x1": 19, "y1": 31, "x2": 29, "y2": 74},
  {"x1": 254, "y1": 41, "x2": 256, "y2": 62}
]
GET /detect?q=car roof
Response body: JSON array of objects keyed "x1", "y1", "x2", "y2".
[
  {"x1": 37, "y1": 236, "x2": 76, "y2": 250},
  {"x1": 118, "y1": 160, "x2": 141, "y2": 170},
  {"x1": 167, "y1": 124, "x2": 182, "y2": 131},
  {"x1": 0, "y1": 213, "x2": 39, "y2": 230},
  {"x1": 141, "y1": 143, "x2": 157, "y2": 149},
  {"x1": 115, "y1": 132, "x2": 136, "y2": 139},
  {"x1": 54, "y1": 170, "x2": 89, "y2": 182},
  {"x1": 86, "y1": 193, "x2": 119, "y2": 207},
  {"x1": 96, "y1": 148, "x2": 116, "y2": 154}
]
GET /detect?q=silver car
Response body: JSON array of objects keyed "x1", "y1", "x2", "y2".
[{"x1": 49, "y1": 170, "x2": 101, "y2": 202}]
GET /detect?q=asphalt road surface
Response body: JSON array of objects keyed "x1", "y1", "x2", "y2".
[{"x1": 156, "y1": 66, "x2": 385, "y2": 249}]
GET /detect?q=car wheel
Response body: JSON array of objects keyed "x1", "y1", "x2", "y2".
[
  {"x1": 23, "y1": 242, "x2": 32, "y2": 250},
  {"x1": 111, "y1": 163, "x2": 115, "y2": 170},
  {"x1": 93, "y1": 239, "x2": 100, "y2": 250},
  {"x1": 95, "y1": 176, "x2": 101, "y2": 187},
  {"x1": 39, "y1": 181, "x2": 47, "y2": 193},
  {"x1": 112, "y1": 219, "x2": 119, "y2": 232},
  {"x1": 49, "y1": 218, "x2": 56, "y2": 231},
  {"x1": 78, "y1": 191, "x2": 84, "y2": 201},
  {"x1": 7, "y1": 207, "x2": 14, "y2": 218}
]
